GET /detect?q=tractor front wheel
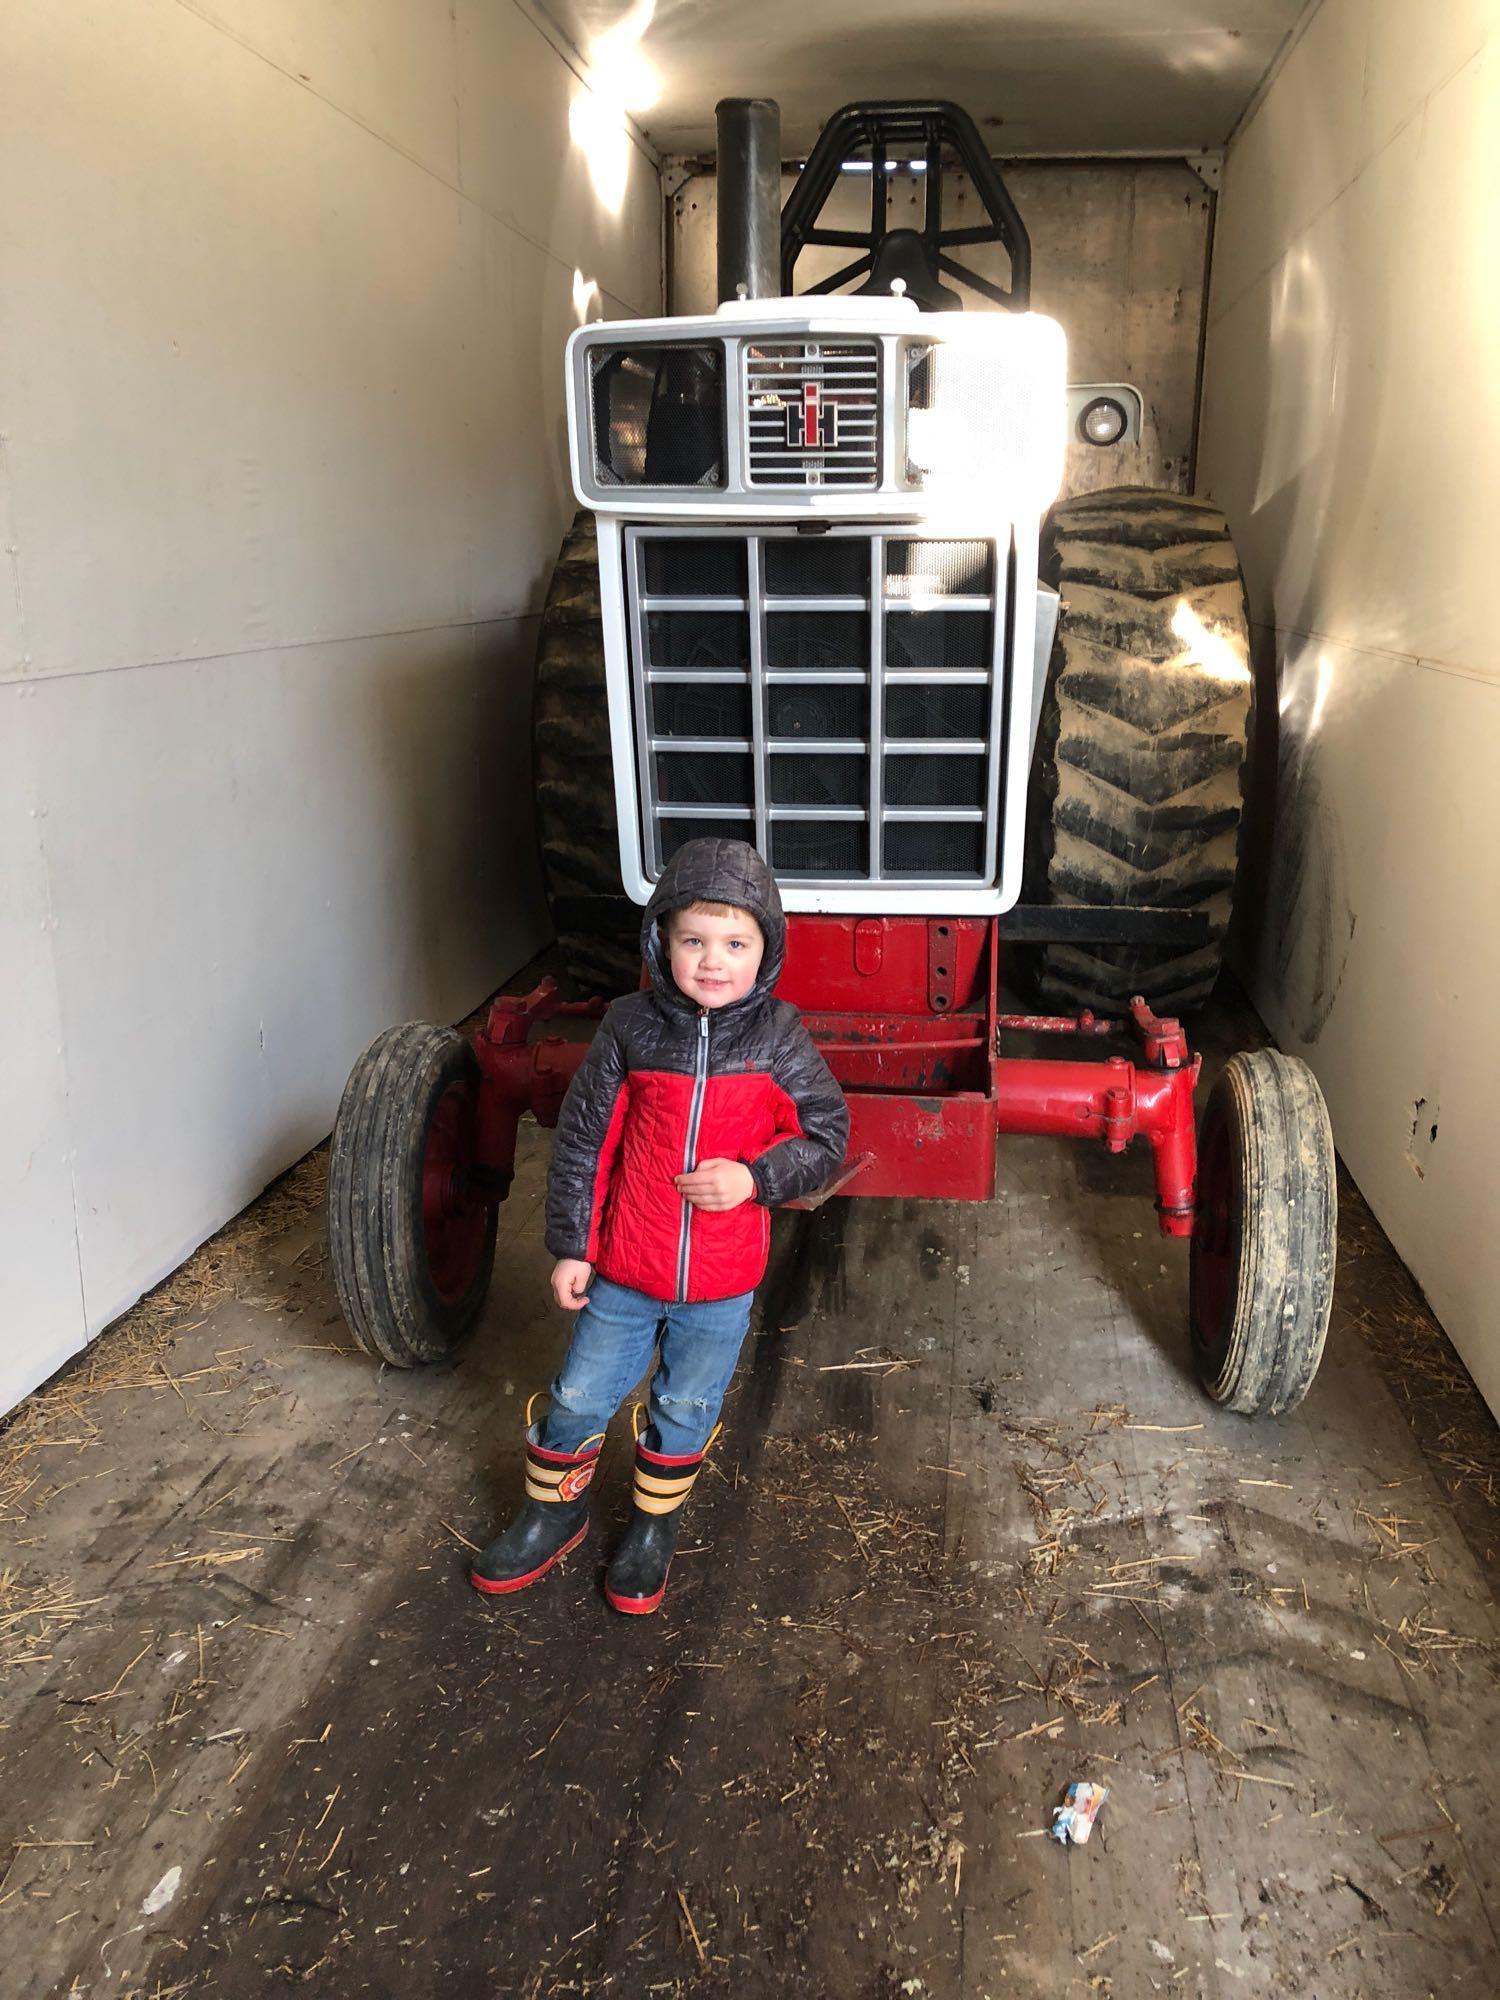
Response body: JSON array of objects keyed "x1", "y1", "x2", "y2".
[
  {"x1": 328, "y1": 1023, "x2": 498, "y2": 1366},
  {"x1": 1189, "y1": 1049, "x2": 1336, "y2": 1417}
]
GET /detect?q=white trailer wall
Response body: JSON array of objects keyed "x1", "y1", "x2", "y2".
[
  {"x1": 0, "y1": 1, "x2": 661, "y2": 1415},
  {"x1": 1198, "y1": 1, "x2": 1500, "y2": 1406}
]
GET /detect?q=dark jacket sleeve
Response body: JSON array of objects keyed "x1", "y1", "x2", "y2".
[
  {"x1": 544, "y1": 1008, "x2": 630, "y2": 1261},
  {"x1": 746, "y1": 1009, "x2": 849, "y2": 1208}
]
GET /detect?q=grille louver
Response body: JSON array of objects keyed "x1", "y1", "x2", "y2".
[
  {"x1": 745, "y1": 341, "x2": 880, "y2": 488},
  {"x1": 628, "y1": 529, "x2": 1007, "y2": 886}
]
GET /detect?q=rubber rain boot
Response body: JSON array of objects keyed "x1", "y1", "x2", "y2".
[
  {"x1": 470, "y1": 1397, "x2": 605, "y2": 1597},
  {"x1": 604, "y1": 1413, "x2": 722, "y2": 1616}
]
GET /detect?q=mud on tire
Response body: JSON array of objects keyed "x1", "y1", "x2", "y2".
[
  {"x1": 1025, "y1": 487, "x2": 1253, "y2": 1015},
  {"x1": 533, "y1": 511, "x2": 640, "y2": 996},
  {"x1": 1190, "y1": 1049, "x2": 1336, "y2": 1417}
]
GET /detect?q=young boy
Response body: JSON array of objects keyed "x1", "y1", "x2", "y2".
[{"x1": 471, "y1": 837, "x2": 849, "y2": 1615}]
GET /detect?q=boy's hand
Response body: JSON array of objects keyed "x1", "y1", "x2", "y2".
[
  {"x1": 675, "y1": 1159, "x2": 757, "y2": 1211},
  {"x1": 550, "y1": 1258, "x2": 593, "y2": 1311}
]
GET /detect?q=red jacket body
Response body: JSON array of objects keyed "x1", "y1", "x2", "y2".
[{"x1": 545, "y1": 843, "x2": 848, "y2": 1304}]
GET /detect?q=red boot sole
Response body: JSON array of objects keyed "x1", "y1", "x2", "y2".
[
  {"x1": 604, "y1": 1569, "x2": 669, "y2": 1616},
  {"x1": 470, "y1": 1522, "x2": 589, "y2": 1596}
]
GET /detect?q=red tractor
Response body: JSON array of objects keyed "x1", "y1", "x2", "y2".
[{"x1": 328, "y1": 100, "x2": 1335, "y2": 1419}]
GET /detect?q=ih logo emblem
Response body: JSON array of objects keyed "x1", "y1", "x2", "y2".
[{"x1": 786, "y1": 381, "x2": 839, "y2": 451}]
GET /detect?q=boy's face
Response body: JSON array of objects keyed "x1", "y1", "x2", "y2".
[{"x1": 667, "y1": 905, "x2": 765, "y2": 1009}]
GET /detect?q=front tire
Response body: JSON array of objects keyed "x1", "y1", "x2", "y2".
[
  {"x1": 1189, "y1": 1049, "x2": 1336, "y2": 1417},
  {"x1": 328, "y1": 1023, "x2": 498, "y2": 1366}
]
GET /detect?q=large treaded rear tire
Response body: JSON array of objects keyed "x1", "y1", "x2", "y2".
[
  {"x1": 1024, "y1": 487, "x2": 1252, "y2": 1015},
  {"x1": 328, "y1": 1023, "x2": 497, "y2": 1366},
  {"x1": 1189, "y1": 1049, "x2": 1336, "y2": 1417},
  {"x1": 533, "y1": 511, "x2": 640, "y2": 996}
]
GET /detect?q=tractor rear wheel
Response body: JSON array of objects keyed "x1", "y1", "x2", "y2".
[
  {"x1": 1024, "y1": 487, "x2": 1252, "y2": 1015},
  {"x1": 533, "y1": 510, "x2": 640, "y2": 996},
  {"x1": 1189, "y1": 1049, "x2": 1336, "y2": 1417},
  {"x1": 328, "y1": 1022, "x2": 497, "y2": 1365}
]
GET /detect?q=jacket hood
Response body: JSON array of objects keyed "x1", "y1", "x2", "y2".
[{"x1": 642, "y1": 838, "x2": 786, "y2": 1014}]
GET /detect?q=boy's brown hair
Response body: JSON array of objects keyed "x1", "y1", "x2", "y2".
[{"x1": 664, "y1": 899, "x2": 762, "y2": 932}]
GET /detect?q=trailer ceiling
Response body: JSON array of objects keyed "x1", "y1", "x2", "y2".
[{"x1": 537, "y1": 0, "x2": 1310, "y2": 156}]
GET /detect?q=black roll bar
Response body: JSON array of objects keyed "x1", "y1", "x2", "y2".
[{"x1": 780, "y1": 100, "x2": 1031, "y2": 311}]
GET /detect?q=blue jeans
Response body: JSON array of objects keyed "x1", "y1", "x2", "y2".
[{"x1": 540, "y1": 1275, "x2": 754, "y2": 1457}]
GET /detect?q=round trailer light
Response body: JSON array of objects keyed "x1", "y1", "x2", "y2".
[{"x1": 1078, "y1": 396, "x2": 1129, "y2": 448}]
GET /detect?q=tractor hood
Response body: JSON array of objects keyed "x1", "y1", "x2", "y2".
[{"x1": 565, "y1": 302, "x2": 1068, "y2": 523}]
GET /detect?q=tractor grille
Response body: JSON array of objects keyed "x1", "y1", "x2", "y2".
[
  {"x1": 744, "y1": 341, "x2": 880, "y2": 488},
  {"x1": 627, "y1": 527, "x2": 1008, "y2": 886}
]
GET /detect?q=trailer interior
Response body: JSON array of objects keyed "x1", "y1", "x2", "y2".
[{"x1": 4, "y1": 5, "x2": 1499, "y2": 1997}]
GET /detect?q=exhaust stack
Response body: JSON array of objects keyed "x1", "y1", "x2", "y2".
[{"x1": 715, "y1": 97, "x2": 782, "y2": 303}]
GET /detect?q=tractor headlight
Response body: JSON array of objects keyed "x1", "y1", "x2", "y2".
[
  {"x1": 589, "y1": 343, "x2": 726, "y2": 488},
  {"x1": 902, "y1": 317, "x2": 1067, "y2": 517},
  {"x1": 1077, "y1": 395, "x2": 1129, "y2": 448}
]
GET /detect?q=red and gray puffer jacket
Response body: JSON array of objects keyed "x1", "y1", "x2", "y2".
[{"x1": 545, "y1": 840, "x2": 849, "y2": 1304}]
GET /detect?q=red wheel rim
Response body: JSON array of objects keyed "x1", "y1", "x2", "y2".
[
  {"x1": 1190, "y1": 1112, "x2": 1236, "y2": 1346},
  {"x1": 421, "y1": 1080, "x2": 487, "y2": 1304}
]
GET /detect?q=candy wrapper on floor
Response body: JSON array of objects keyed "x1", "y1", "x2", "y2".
[{"x1": 1050, "y1": 1781, "x2": 1109, "y2": 1846}]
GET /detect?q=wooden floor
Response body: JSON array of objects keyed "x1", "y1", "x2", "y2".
[{"x1": 4, "y1": 981, "x2": 1499, "y2": 1999}]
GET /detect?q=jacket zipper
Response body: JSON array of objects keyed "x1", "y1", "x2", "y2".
[{"x1": 675, "y1": 1009, "x2": 710, "y2": 1302}]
